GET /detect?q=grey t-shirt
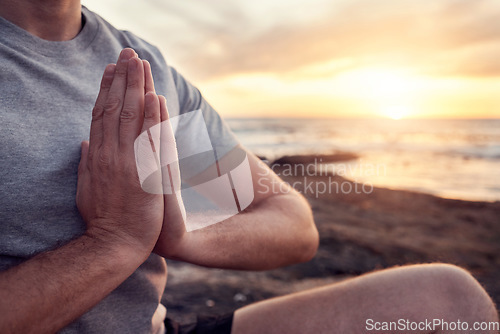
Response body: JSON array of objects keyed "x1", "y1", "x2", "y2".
[{"x1": 0, "y1": 6, "x2": 238, "y2": 333}]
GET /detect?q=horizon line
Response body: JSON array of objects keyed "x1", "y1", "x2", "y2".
[{"x1": 225, "y1": 116, "x2": 500, "y2": 120}]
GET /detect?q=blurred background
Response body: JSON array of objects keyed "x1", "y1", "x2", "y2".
[
  {"x1": 82, "y1": 0, "x2": 500, "y2": 323},
  {"x1": 82, "y1": 0, "x2": 500, "y2": 202}
]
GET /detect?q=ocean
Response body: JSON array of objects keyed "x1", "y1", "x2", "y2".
[{"x1": 226, "y1": 118, "x2": 500, "y2": 202}]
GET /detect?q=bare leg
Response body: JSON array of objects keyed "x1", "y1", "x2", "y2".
[{"x1": 232, "y1": 264, "x2": 499, "y2": 334}]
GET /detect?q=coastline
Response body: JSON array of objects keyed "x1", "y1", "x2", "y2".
[{"x1": 163, "y1": 153, "x2": 500, "y2": 324}]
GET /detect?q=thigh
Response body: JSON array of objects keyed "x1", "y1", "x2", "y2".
[{"x1": 231, "y1": 264, "x2": 495, "y2": 334}]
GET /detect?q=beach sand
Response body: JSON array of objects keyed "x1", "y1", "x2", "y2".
[{"x1": 162, "y1": 154, "x2": 500, "y2": 324}]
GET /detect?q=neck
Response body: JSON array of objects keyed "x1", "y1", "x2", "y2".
[{"x1": 0, "y1": 0, "x2": 82, "y2": 41}]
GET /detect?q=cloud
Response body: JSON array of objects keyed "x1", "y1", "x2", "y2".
[
  {"x1": 84, "y1": 0, "x2": 500, "y2": 80},
  {"x1": 155, "y1": 0, "x2": 500, "y2": 80}
]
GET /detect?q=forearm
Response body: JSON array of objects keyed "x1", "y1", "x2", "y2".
[
  {"x1": 165, "y1": 192, "x2": 319, "y2": 270},
  {"x1": 0, "y1": 233, "x2": 145, "y2": 334},
  {"x1": 0, "y1": 50, "x2": 165, "y2": 334}
]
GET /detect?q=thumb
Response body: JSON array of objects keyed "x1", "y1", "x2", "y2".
[{"x1": 78, "y1": 140, "x2": 90, "y2": 174}]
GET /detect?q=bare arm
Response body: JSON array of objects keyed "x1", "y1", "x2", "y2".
[
  {"x1": 155, "y1": 150, "x2": 319, "y2": 270},
  {"x1": 0, "y1": 234, "x2": 145, "y2": 333},
  {"x1": 0, "y1": 49, "x2": 164, "y2": 333}
]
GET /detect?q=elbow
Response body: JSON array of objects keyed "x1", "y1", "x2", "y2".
[
  {"x1": 291, "y1": 199, "x2": 319, "y2": 264},
  {"x1": 297, "y1": 214, "x2": 319, "y2": 263}
]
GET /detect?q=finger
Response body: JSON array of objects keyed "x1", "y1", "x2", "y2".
[
  {"x1": 89, "y1": 64, "x2": 115, "y2": 159},
  {"x1": 135, "y1": 92, "x2": 162, "y2": 194},
  {"x1": 102, "y1": 48, "x2": 136, "y2": 149},
  {"x1": 159, "y1": 96, "x2": 174, "y2": 165},
  {"x1": 78, "y1": 140, "x2": 90, "y2": 174},
  {"x1": 158, "y1": 96, "x2": 179, "y2": 194},
  {"x1": 159, "y1": 95, "x2": 169, "y2": 122},
  {"x1": 143, "y1": 60, "x2": 155, "y2": 94},
  {"x1": 119, "y1": 56, "x2": 145, "y2": 150},
  {"x1": 141, "y1": 92, "x2": 161, "y2": 134}
]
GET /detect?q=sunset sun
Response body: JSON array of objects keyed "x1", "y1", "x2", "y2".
[
  {"x1": 330, "y1": 67, "x2": 423, "y2": 118},
  {"x1": 381, "y1": 105, "x2": 414, "y2": 120}
]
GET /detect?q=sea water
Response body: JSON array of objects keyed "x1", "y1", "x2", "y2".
[{"x1": 227, "y1": 118, "x2": 500, "y2": 202}]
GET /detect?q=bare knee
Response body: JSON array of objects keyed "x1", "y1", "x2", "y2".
[{"x1": 418, "y1": 264, "x2": 498, "y2": 323}]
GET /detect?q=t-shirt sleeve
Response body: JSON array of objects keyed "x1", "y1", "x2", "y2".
[
  {"x1": 169, "y1": 66, "x2": 240, "y2": 159},
  {"x1": 169, "y1": 66, "x2": 241, "y2": 179}
]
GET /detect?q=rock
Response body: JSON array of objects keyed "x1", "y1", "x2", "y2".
[{"x1": 271, "y1": 152, "x2": 359, "y2": 166}]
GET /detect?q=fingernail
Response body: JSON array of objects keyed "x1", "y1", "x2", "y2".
[
  {"x1": 129, "y1": 57, "x2": 138, "y2": 71},
  {"x1": 119, "y1": 49, "x2": 132, "y2": 63},
  {"x1": 119, "y1": 49, "x2": 127, "y2": 60},
  {"x1": 104, "y1": 64, "x2": 115, "y2": 75},
  {"x1": 145, "y1": 92, "x2": 156, "y2": 105}
]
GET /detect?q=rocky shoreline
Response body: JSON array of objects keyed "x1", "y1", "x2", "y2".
[{"x1": 163, "y1": 153, "x2": 500, "y2": 324}]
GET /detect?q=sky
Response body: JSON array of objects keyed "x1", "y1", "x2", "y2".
[{"x1": 82, "y1": 0, "x2": 500, "y2": 119}]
